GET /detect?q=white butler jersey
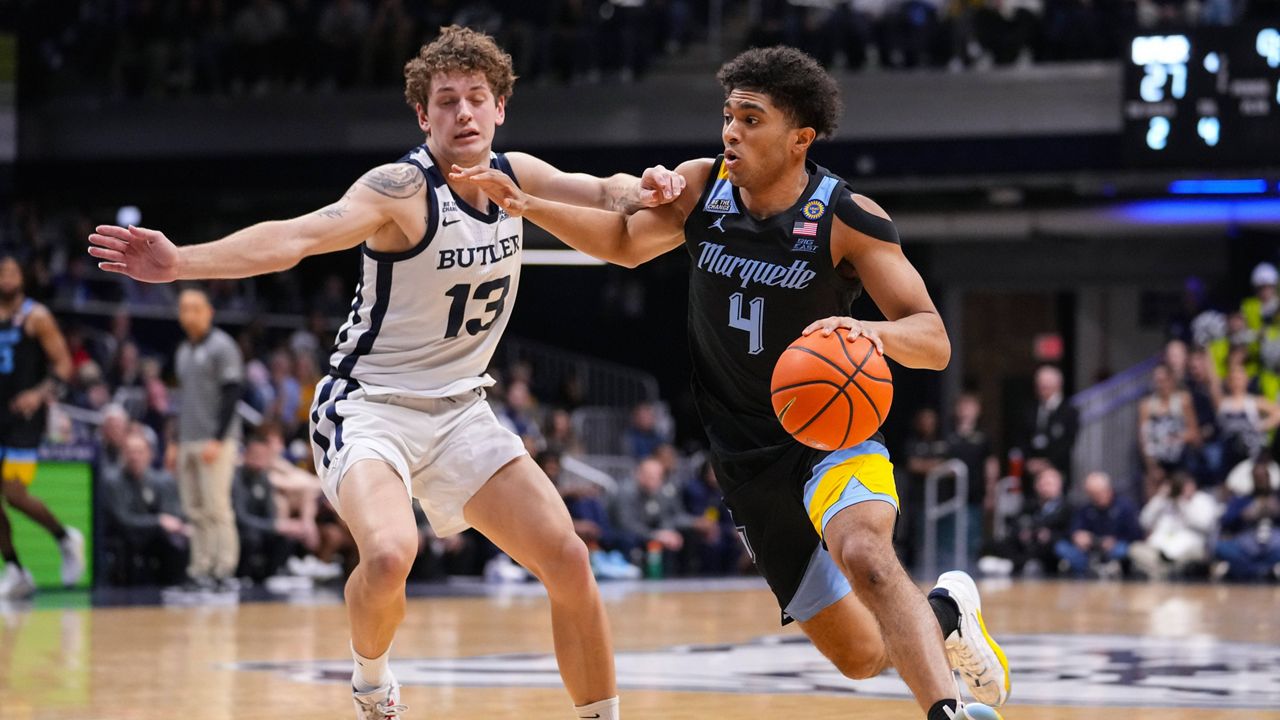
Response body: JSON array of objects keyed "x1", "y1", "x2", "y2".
[{"x1": 326, "y1": 145, "x2": 523, "y2": 398}]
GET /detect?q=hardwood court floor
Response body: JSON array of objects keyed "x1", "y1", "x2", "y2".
[{"x1": 3, "y1": 578, "x2": 1279, "y2": 719}]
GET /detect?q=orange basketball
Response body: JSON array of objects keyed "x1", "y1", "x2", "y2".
[{"x1": 770, "y1": 329, "x2": 893, "y2": 451}]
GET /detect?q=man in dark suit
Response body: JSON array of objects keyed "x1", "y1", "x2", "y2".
[
  {"x1": 101, "y1": 431, "x2": 190, "y2": 585},
  {"x1": 1023, "y1": 365, "x2": 1079, "y2": 479}
]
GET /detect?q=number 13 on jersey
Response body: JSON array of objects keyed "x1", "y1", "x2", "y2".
[{"x1": 729, "y1": 293, "x2": 764, "y2": 355}]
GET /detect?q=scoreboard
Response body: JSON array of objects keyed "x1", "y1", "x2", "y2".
[{"x1": 1123, "y1": 25, "x2": 1280, "y2": 167}]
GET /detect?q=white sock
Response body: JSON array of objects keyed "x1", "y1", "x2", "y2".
[
  {"x1": 574, "y1": 696, "x2": 619, "y2": 720},
  {"x1": 351, "y1": 641, "x2": 393, "y2": 692}
]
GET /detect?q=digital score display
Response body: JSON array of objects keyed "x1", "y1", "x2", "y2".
[{"x1": 1124, "y1": 26, "x2": 1280, "y2": 167}]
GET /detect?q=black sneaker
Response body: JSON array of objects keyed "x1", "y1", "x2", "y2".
[
  {"x1": 215, "y1": 577, "x2": 242, "y2": 593},
  {"x1": 178, "y1": 576, "x2": 217, "y2": 593}
]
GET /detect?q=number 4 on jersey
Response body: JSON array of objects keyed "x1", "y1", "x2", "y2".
[{"x1": 729, "y1": 293, "x2": 764, "y2": 355}]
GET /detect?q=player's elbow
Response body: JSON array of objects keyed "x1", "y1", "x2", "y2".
[
  {"x1": 926, "y1": 335, "x2": 952, "y2": 371},
  {"x1": 615, "y1": 250, "x2": 644, "y2": 269}
]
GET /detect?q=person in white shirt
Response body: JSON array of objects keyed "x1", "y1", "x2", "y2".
[{"x1": 1130, "y1": 471, "x2": 1219, "y2": 580}]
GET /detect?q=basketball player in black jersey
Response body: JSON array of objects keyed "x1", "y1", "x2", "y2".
[
  {"x1": 0, "y1": 255, "x2": 85, "y2": 599},
  {"x1": 456, "y1": 47, "x2": 1010, "y2": 720}
]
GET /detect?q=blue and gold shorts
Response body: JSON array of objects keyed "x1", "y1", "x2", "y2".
[
  {"x1": 715, "y1": 439, "x2": 898, "y2": 625},
  {"x1": 0, "y1": 447, "x2": 39, "y2": 486}
]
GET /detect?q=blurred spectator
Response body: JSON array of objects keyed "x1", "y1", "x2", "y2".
[
  {"x1": 611, "y1": 457, "x2": 693, "y2": 575},
  {"x1": 1055, "y1": 471, "x2": 1142, "y2": 578},
  {"x1": 544, "y1": 408, "x2": 585, "y2": 456},
  {"x1": 1020, "y1": 365, "x2": 1078, "y2": 479},
  {"x1": 539, "y1": 451, "x2": 637, "y2": 580},
  {"x1": 98, "y1": 404, "x2": 132, "y2": 475},
  {"x1": 108, "y1": 340, "x2": 148, "y2": 418},
  {"x1": 174, "y1": 287, "x2": 244, "y2": 591},
  {"x1": 945, "y1": 392, "x2": 999, "y2": 553},
  {"x1": 1185, "y1": 348, "x2": 1221, "y2": 483},
  {"x1": 902, "y1": 405, "x2": 948, "y2": 563},
  {"x1": 1224, "y1": 447, "x2": 1280, "y2": 497},
  {"x1": 267, "y1": 349, "x2": 302, "y2": 435},
  {"x1": 499, "y1": 379, "x2": 545, "y2": 453},
  {"x1": 1216, "y1": 363, "x2": 1280, "y2": 478},
  {"x1": 233, "y1": 433, "x2": 312, "y2": 581},
  {"x1": 980, "y1": 465, "x2": 1071, "y2": 577},
  {"x1": 100, "y1": 431, "x2": 191, "y2": 586},
  {"x1": 624, "y1": 401, "x2": 669, "y2": 459},
  {"x1": 1214, "y1": 451, "x2": 1280, "y2": 581},
  {"x1": 1139, "y1": 362, "x2": 1199, "y2": 498},
  {"x1": 681, "y1": 459, "x2": 743, "y2": 575},
  {"x1": 139, "y1": 356, "x2": 171, "y2": 458},
  {"x1": 1129, "y1": 470, "x2": 1218, "y2": 580},
  {"x1": 1164, "y1": 338, "x2": 1189, "y2": 387},
  {"x1": 1242, "y1": 262, "x2": 1280, "y2": 334},
  {"x1": 409, "y1": 509, "x2": 482, "y2": 582},
  {"x1": 904, "y1": 406, "x2": 949, "y2": 479}
]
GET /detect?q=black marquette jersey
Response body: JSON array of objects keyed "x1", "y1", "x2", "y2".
[
  {"x1": 684, "y1": 156, "x2": 899, "y2": 462},
  {"x1": 0, "y1": 299, "x2": 49, "y2": 437},
  {"x1": 0, "y1": 299, "x2": 46, "y2": 402}
]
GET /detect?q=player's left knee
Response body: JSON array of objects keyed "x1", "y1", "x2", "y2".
[
  {"x1": 831, "y1": 648, "x2": 887, "y2": 680},
  {"x1": 833, "y1": 532, "x2": 898, "y2": 592},
  {"x1": 534, "y1": 534, "x2": 593, "y2": 593},
  {"x1": 1, "y1": 480, "x2": 24, "y2": 503}
]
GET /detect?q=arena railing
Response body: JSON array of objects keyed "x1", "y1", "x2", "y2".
[
  {"x1": 920, "y1": 458, "x2": 970, "y2": 581},
  {"x1": 1068, "y1": 354, "x2": 1161, "y2": 497},
  {"x1": 496, "y1": 338, "x2": 661, "y2": 408}
]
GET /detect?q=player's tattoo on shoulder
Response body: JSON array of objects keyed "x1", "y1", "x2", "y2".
[{"x1": 358, "y1": 164, "x2": 425, "y2": 199}]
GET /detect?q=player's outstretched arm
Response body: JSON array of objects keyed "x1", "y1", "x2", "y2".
[
  {"x1": 828, "y1": 193, "x2": 951, "y2": 371},
  {"x1": 87, "y1": 164, "x2": 425, "y2": 282},
  {"x1": 453, "y1": 159, "x2": 710, "y2": 268},
  {"x1": 503, "y1": 152, "x2": 687, "y2": 214}
]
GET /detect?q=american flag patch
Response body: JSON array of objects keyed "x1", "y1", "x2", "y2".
[{"x1": 793, "y1": 221, "x2": 818, "y2": 237}]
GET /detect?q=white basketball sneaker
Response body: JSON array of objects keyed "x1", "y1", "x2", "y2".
[
  {"x1": 930, "y1": 570, "x2": 1011, "y2": 707},
  {"x1": 59, "y1": 527, "x2": 86, "y2": 586},
  {"x1": 353, "y1": 676, "x2": 407, "y2": 719},
  {"x1": 0, "y1": 564, "x2": 36, "y2": 600}
]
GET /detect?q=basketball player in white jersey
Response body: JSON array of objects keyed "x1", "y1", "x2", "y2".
[{"x1": 88, "y1": 26, "x2": 684, "y2": 720}]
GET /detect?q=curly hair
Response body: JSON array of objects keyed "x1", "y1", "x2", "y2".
[
  {"x1": 716, "y1": 46, "x2": 842, "y2": 139},
  {"x1": 404, "y1": 25, "x2": 516, "y2": 110}
]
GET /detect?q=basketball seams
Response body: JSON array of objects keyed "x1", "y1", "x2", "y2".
[
  {"x1": 834, "y1": 329, "x2": 891, "y2": 383},
  {"x1": 772, "y1": 328, "x2": 891, "y2": 450},
  {"x1": 786, "y1": 380, "x2": 854, "y2": 438},
  {"x1": 775, "y1": 347, "x2": 863, "y2": 439},
  {"x1": 787, "y1": 345, "x2": 855, "y2": 378}
]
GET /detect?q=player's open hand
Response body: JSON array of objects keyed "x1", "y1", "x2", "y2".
[
  {"x1": 449, "y1": 164, "x2": 529, "y2": 217},
  {"x1": 639, "y1": 164, "x2": 686, "y2": 207},
  {"x1": 88, "y1": 225, "x2": 180, "y2": 283},
  {"x1": 802, "y1": 316, "x2": 884, "y2": 355},
  {"x1": 10, "y1": 388, "x2": 46, "y2": 418}
]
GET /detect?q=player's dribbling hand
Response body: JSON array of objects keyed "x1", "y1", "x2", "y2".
[
  {"x1": 449, "y1": 164, "x2": 529, "y2": 216},
  {"x1": 802, "y1": 316, "x2": 885, "y2": 355},
  {"x1": 639, "y1": 164, "x2": 686, "y2": 207},
  {"x1": 87, "y1": 225, "x2": 180, "y2": 283},
  {"x1": 10, "y1": 388, "x2": 46, "y2": 418}
]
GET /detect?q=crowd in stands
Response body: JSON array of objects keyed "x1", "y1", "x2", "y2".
[
  {"x1": 22, "y1": 0, "x2": 1280, "y2": 101},
  {"x1": 977, "y1": 262, "x2": 1280, "y2": 584},
  {"x1": 45, "y1": 278, "x2": 748, "y2": 590},
  {"x1": 24, "y1": 253, "x2": 1280, "y2": 591}
]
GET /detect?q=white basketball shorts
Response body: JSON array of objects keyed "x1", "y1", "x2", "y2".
[{"x1": 309, "y1": 377, "x2": 527, "y2": 536}]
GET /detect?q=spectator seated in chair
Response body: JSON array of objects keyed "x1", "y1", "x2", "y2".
[
  {"x1": 100, "y1": 431, "x2": 190, "y2": 586},
  {"x1": 1055, "y1": 471, "x2": 1142, "y2": 578}
]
